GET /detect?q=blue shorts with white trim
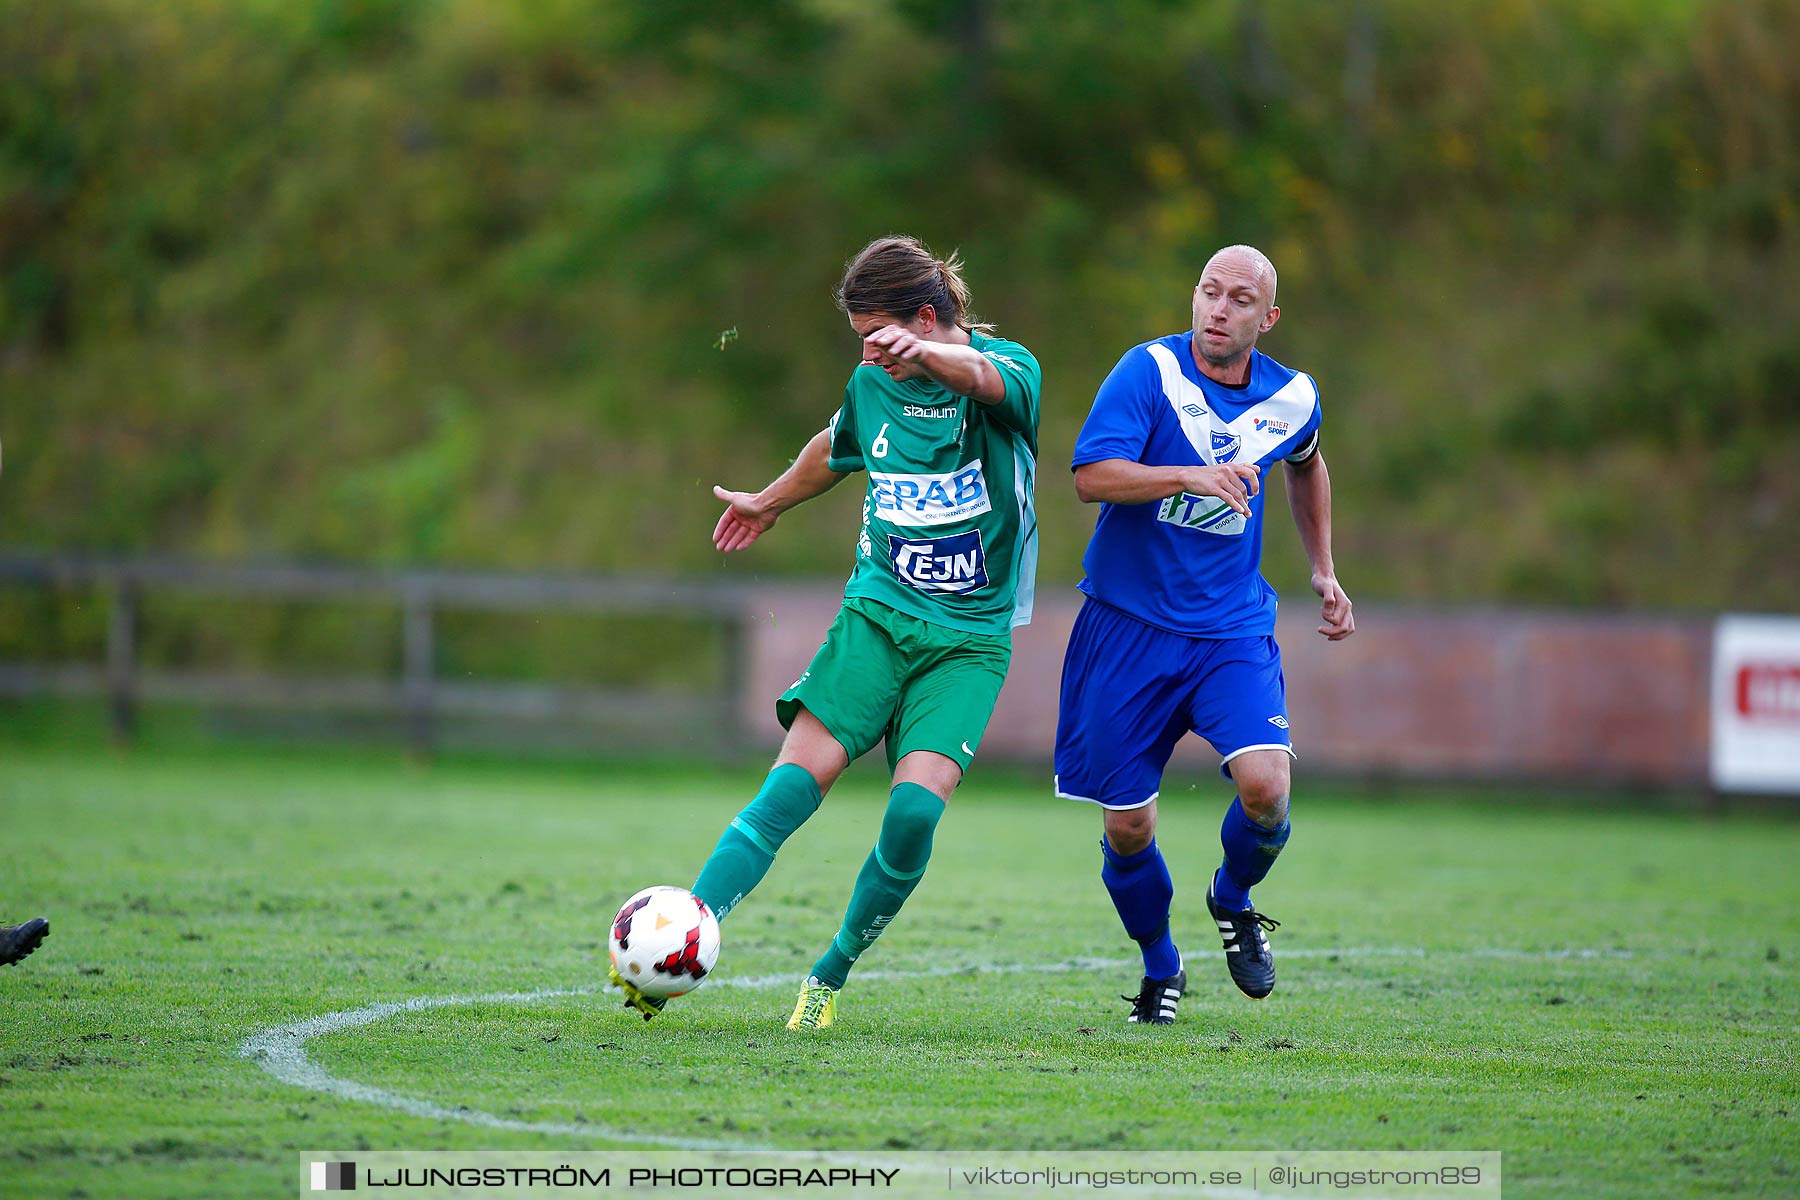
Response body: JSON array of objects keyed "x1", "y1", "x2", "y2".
[{"x1": 1053, "y1": 596, "x2": 1294, "y2": 809}]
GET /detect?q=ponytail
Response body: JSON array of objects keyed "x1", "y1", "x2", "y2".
[{"x1": 836, "y1": 236, "x2": 994, "y2": 334}]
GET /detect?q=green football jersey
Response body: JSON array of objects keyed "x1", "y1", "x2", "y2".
[{"x1": 826, "y1": 331, "x2": 1040, "y2": 636}]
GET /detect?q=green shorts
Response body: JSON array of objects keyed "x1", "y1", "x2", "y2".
[{"x1": 776, "y1": 597, "x2": 1012, "y2": 775}]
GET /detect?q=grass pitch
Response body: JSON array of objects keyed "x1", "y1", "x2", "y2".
[{"x1": 0, "y1": 736, "x2": 1795, "y2": 1199}]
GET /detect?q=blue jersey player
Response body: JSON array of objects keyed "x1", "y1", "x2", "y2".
[{"x1": 1054, "y1": 246, "x2": 1354, "y2": 1024}]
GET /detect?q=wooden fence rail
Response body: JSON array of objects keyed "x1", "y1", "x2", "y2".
[
  {"x1": 0, "y1": 553, "x2": 750, "y2": 757},
  {"x1": 2, "y1": 553, "x2": 1751, "y2": 789}
]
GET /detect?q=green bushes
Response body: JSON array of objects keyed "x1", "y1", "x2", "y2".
[{"x1": 1, "y1": 0, "x2": 1794, "y2": 645}]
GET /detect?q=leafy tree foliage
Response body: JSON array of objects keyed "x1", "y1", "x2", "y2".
[{"x1": 2, "y1": 0, "x2": 1795, "y2": 639}]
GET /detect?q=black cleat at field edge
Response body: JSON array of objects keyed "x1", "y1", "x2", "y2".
[{"x1": 1, "y1": 918, "x2": 49, "y2": 967}]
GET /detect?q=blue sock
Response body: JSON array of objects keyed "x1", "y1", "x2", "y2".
[
  {"x1": 1100, "y1": 836, "x2": 1181, "y2": 980},
  {"x1": 1212, "y1": 796, "x2": 1290, "y2": 912}
]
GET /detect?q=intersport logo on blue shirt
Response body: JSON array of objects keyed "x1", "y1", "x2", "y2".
[
  {"x1": 869, "y1": 461, "x2": 991, "y2": 527},
  {"x1": 888, "y1": 531, "x2": 989, "y2": 594}
]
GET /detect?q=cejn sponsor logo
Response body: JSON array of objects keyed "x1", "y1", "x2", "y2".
[
  {"x1": 888, "y1": 530, "x2": 988, "y2": 594},
  {"x1": 869, "y1": 460, "x2": 991, "y2": 527},
  {"x1": 1737, "y1": 663, "x2": 1800, "y2": 724},
  {"x1": 1156, "y1": 493, "x2": 1247, "y2": 536}
]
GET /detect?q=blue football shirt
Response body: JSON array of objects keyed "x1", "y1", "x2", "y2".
[{"x1": 1071, "y1": 333, "x2": 1322, "y2": 638}]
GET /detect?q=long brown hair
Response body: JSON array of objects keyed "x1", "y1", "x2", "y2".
[{"x1": 835, "y1": 235, "x2": 994, "y2": 334}]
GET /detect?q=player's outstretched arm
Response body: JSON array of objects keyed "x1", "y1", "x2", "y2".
[
  {"x1": 712, "y1": 429, "x2": 848, "y2": 553},
  {"x1": 1285, "y1": 451, "x2": 1354, "y2": 640},
  {"x1": 1073, "y1": 458, "x2": 1260, "y2": 516}
]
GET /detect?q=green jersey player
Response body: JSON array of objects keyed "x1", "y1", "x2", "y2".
[{"x1": 609, "y1": 236, "x2": 1040, "y2": 1029}]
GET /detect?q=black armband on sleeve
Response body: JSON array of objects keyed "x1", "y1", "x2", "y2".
[{"x1": 1284, "y1": 429, "x2": 1320, "y2": 465}]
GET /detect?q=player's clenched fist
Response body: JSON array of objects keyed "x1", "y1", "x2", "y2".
[
  {"x1": 862, "y1": 324, "x2": 926, "y2": 361},
  {"x1": 1312, "y1": 573, "x2": 1355, "y2": 641},
  {"x1": 862, "y1": 324, "x2": 929, "y2": 369}
]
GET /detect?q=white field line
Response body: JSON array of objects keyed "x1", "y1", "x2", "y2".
[{"x1": 238, "y1": 946, "x2": 1637, "y2": 1151}]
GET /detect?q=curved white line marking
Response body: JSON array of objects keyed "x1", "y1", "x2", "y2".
[
  {"x1": 240, "y1": 986, "x2": 760, "y2": 1150},
  {"x1": 239, "y1": 948, "x2": 1637, "y2": 1148}
]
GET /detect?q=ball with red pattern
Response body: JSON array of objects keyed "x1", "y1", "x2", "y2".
[{"x1": 606, "y1": 885, "x2": 721, "y2": 999}]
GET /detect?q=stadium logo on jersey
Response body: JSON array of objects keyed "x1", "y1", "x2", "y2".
[
  {"x1": 1157, "y1": 493, "x2": 1248, "y2": 536},
  {"x1": 1211, "y1": 430, "x2": 1243, "y2": 463},
  {"x1": 903, "y1": 404, "x2": 959, "y2": 419},
  {"x1": 888, "y1": 531, "x2": 988, "y2": 594},
  {"x1": 1253, "y1": 417, "x2": 1290, "y2": 436},
  {"x1": 869, "y1": 461, "x2": 991, "y2": 527}
]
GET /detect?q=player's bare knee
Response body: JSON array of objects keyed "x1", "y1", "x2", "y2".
[
  {"x1": 775, "y1": 708, "x2": 850, "y2": 796},
  {"x1": 1228, "y1": 753, "x2": 1291, "y2": 827},
  {"x1": 1238, "y1": 783, "x2": 1289, "y2": 827},
  {"x1": 1103, "y1": 805, "x2": 1156, "y2": 855},
  {"x1": 893, "y1": 751, "x2": 960, "y2": 804},
  {"x1": 773, "y1": 744, "x2": 844, "y2": 795}
]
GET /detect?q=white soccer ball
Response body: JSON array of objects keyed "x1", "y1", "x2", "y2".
[{"x1": 608, "y1": 885, "x2": 721, "y2": 999}]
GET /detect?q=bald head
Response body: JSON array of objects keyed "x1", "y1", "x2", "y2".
[{"x1": 1203, "y1": 245, "x2": 1277, "y2": 307}]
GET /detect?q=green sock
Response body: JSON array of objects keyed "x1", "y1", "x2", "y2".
[
  {"x1": 692, "y1": 763, "x2": 822, "y2": 921},
  {"x1": 811, "y1": 782, "x2": 945, "y2": 988}
]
